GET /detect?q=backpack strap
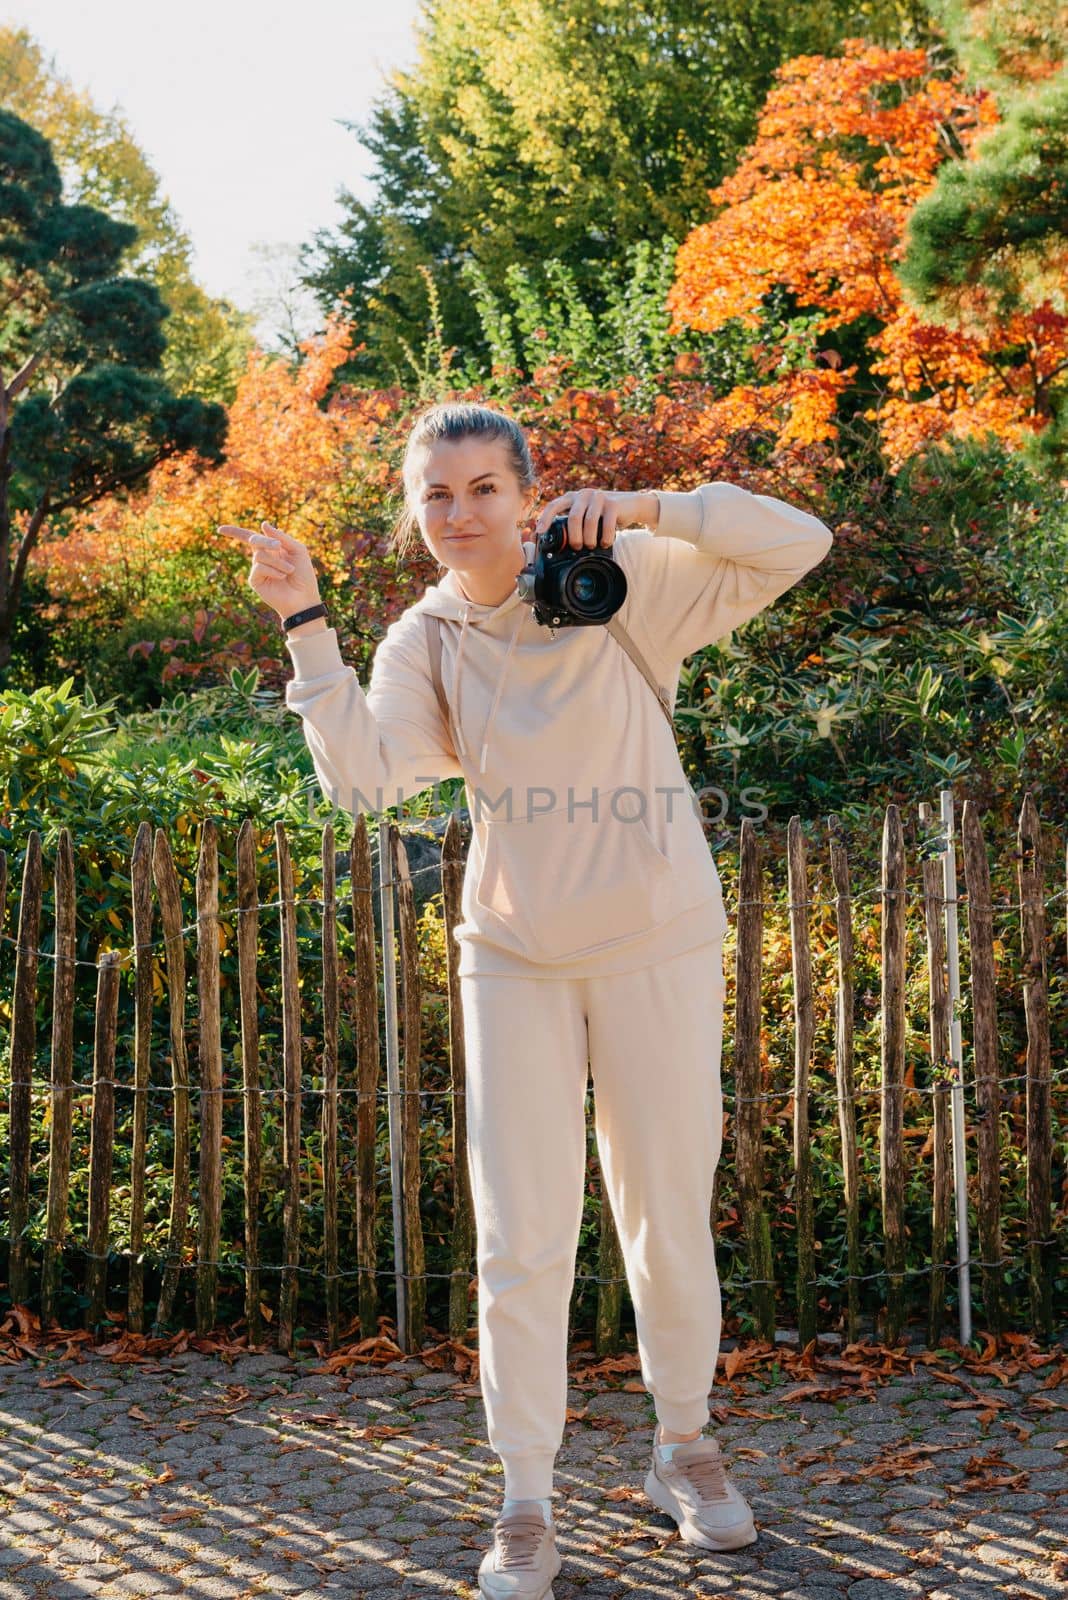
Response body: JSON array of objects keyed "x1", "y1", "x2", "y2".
[
  {"x1": 422, "y1": 612, "x2": 459, "y2": 759},
  {"x1": 605, "y1": 615, "x2": 675, "y2": 731}
]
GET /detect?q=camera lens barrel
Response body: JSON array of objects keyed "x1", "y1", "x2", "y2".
[{"x1": 515, "y1": 514, "x2": 628, "y2": 627}]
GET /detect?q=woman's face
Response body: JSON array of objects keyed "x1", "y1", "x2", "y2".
[{"x1": 412, "y1": 435, "x2": 536, "y2": 575}]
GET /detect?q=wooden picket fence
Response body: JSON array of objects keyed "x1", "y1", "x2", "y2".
[{"x1": 1, "y1": 791, "x2": 1063, "y2": 1355}]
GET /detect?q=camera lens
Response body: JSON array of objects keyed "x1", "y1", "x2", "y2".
[
  {"x1": 561, "y1": 554, "x2": 627, "y2": 622},
  {"x1": 572, "y1": 568, "x2": 607, "y2": 606}
]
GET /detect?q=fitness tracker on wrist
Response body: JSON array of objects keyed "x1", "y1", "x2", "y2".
[{"x1": 281, "y1": 602, "x2": 329, "y2": 633}]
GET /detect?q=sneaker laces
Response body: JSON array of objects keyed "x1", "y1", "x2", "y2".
[
  {"x1": 674, "y1": 1442, "x2": 730, "y2": 1503},
  {"x1": 494, "y1": 1510, "x2": 548, "y2": 1569}
]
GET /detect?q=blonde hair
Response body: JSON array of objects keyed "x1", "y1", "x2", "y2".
[{"x1": 390, "y1": 402, "x2": 538, "y2": 560}]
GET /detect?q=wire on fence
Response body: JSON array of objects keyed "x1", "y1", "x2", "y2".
[
  {"x1": 7, "y1": 1064, "x2": 1068, "y2": 1112},
  {"x1": 20, "y1": 1231, "x2": 1059, "y2": 1298},
  {"x1": 4, "y1": 880, "x2": 1067, "y2": 975}
]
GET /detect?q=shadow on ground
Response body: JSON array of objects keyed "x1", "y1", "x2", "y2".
[{"x1": 1, "y1": 1335, "x2": 1066, "y2": 1598}]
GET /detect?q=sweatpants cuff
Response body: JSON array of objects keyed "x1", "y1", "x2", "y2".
[
  {"x1": 501, "y1": 1449, "x2": 557, "y2": 1500},
  {"x1": 654, "y1": 1397, "x2": 711, "y2": 1434}
]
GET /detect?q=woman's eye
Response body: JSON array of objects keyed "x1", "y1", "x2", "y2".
[{"x1": 427, "y1": 484, "x2": 495, "y2": 500}]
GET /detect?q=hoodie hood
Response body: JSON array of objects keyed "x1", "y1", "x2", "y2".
[{"x1": 407, "y1": 542, "x2": 535, "y2": 776}]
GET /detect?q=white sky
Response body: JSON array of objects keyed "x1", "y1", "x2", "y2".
[{"x1": 8, "y1": 1, "x2": 425, "y2": 342}]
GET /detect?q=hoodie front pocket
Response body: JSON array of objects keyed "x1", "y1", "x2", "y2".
[{"x1": 473, "y1": 801, "x2": 676, "y2": 961}]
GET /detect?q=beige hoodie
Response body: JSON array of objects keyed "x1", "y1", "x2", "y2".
[{"x1": 285, "y1": 481, "x2": 833, "y2": 979}]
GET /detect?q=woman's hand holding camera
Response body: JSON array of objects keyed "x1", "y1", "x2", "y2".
[
  {"x1": 216, "y1": 520, "x2": 322, "y2": 620},
  {"x1": 532, "y1": 487, "x2": 660, "y2": 549}
]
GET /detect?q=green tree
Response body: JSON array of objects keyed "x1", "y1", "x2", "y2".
[
  {"x1": 453, "y1": 232, "x2": 769, "y2": 407},
  {"x1": 0, "y1": 23, "x2": 256, "y2": 405},
  {"x1": 0, "y1": 110, "x2": 227, "y2": 673},
  {"x1": 924, "y1": 0, "x2": 1066, "y2": 103},
  {"x1": 302, "y1": 0, "x2": 935, "y2": 388},
  {"x1": 304, "y1": 89, "x2": 469, "y2": 389},
  {"x1": 898, "y1": 72, "x2": 1068, "y2": 323},
  {"x1": 898, "y1": 2, "x2": 1067, "y2": 465}
]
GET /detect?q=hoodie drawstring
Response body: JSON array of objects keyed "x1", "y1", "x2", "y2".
[
  {"x1": 451, "y1": 608, "x2": 473, "y2": 763},
  {"x1": 478, "y1": 609, "x2": 524, "y2": 775},
  {"x1": 449, "y1": 605, "x2": 525, "y2": 775}
]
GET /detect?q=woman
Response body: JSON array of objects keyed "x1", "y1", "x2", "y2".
[{"x1": 220, "y1": 401, "x2": 833, "y2": 1600}]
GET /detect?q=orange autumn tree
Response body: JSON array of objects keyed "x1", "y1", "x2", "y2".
[
  {"x1": 34, "y1": 315, "x2": 420, "y2": 683},
  {"x1": 666, "y1": 37, "x2": 1068, "y2": 468},
  {"x1": 514, "y1": 356, "x2": 851, "y2": 499}
]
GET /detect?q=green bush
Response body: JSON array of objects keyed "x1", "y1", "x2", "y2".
[{"x1": 675, "y1": 434, "x2": 1068, "y2": 830}]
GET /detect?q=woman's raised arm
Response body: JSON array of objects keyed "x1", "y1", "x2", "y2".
[{"x1": 218, "y1": 518, "x2": 462, "y2": 817}]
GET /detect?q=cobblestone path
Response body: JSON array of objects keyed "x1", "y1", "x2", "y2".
[{"x1": 1, "y1": 1339, "x2": 1065, "y2": 1598}]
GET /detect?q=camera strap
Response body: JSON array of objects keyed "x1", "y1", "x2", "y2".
[
  {"x1": 604, "y1": 616, "x2": 676, "y2": 732},
  {"x1": 422, "y1": 611, "x2": 675, "y2": 756}
]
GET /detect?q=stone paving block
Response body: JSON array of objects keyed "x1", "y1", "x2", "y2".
[
  {"x1": 783, "y1": 1589, "x2": 855, "y2": 1600},
  {"x1": 925, "y1": 1589, "x2": 1018, "y2": 1600},
  {"x1": 36, "y1": 1583, "x2": 107, "y2": 1600},
  {"x1": 846, "y1": 1579, "x2": 926, "y2": 1598}
]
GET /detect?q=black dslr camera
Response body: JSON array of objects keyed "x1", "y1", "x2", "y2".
[{"x1": 514, "y1": 514, "x2": 627, "y2": 627}]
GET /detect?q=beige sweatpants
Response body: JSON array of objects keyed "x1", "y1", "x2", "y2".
[{"x1": 459, "y1": 939, "x2": 726, "y2": 1500}]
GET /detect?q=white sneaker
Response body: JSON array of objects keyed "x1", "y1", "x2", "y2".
[
  {"x1": 478, "y1": 1500, "x2": 562, "y2": 1599},
  {"x1": 644, "y1": 1427, "x2": 757, "y2": 1551}
]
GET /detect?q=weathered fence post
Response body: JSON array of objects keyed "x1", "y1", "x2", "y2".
[
  {"x1": 595, "y1": 1177, "x2": 625, "y2": 1356},
  {"x1": 379, "y1": 817, "x2": 408, "y2": 1350},
  {"x1": 276, "y1": 820, "x2": 302, "y2": 1355},
  {"x1": 351, "y1": 814, "x2": 381, "y2": 1340},
  {"x1": 787, "y1": 817, "x2": 816, "y2": 1348},
  {"x1": 321, "y1": 822, "x2": 341, "y2": 1350},
  {"x1": 734, "y1": 817, "x2": 774, "y2": 1342},
  {"x1": 43, "y1": 831, "x2": 76, "y2": 1329},
  {"x1": 235, "y1": 819, "x2": 263, "y2": 1347},
  {"x1": 1017, "y1": 793, "x2": 1053, "y2": 1342},
  {"x1": 196, "y1": 819, "x2": 223, "y2": 1336},
  {"x1": 880, "y1": 804, "x2": 907, "y2": 1345},
  {"x1": 86, "y1": 951, "x2": 122, "y2": 1329},
  {"x1": 827, "y1": 816, "x2": 860, "y2": 1347},
  {"x1": 8, "y1": 831, "x2": 41, "y2": 1309},
  {"x1": 918, "y1": 802, "x2": 952, "y2": 1348},
  {"x1": 961, "y1": 801, "x2": 1004, "y2": 1336},
  {"x1": 939, "y1": 789, "x2": 972, "y2": 1345},
  {"x1": 127, "y1": 821, "x2": 154, "y2": 1334},
  {"x1": 394, "y1": 826, "x2": 426, "y2": 1352},
  {"x1": 152, "y1": 829, "x2": 192, "y2": 1332}
]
